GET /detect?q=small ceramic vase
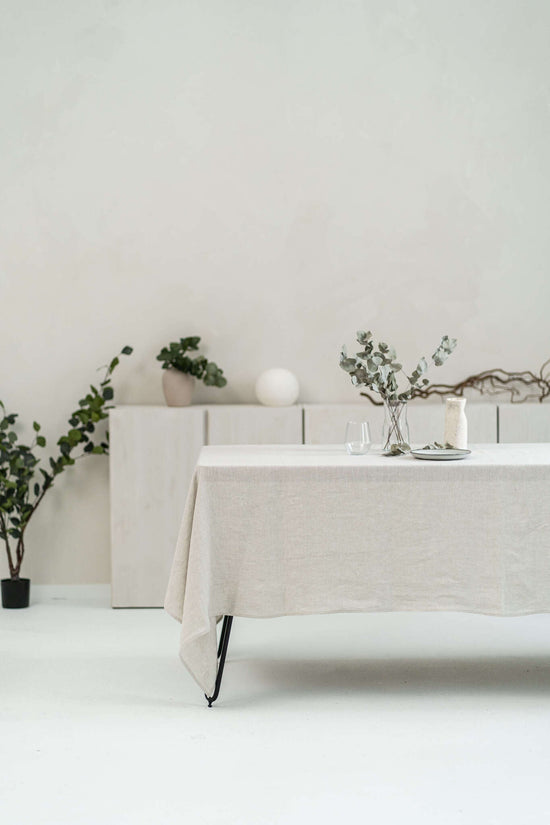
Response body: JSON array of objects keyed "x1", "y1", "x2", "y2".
[
  {"x1": 444, "y1": 397, "x2": 467, "y2": 449},
  {"x1": 162, "y1": 369, "x2": 195, "y2": 406}
]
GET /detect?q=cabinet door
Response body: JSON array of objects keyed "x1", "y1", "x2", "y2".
[
  {"x1": 407, "y1": 403, "x2": 498, "y2": 445},
  {"x1": 303, "y1": 404, "x2": 384, "y2": 445},
  {"x1": 109, "y1": 406, "x2": 205, "y2": 607},
  {"x1": 498, "y1": 403, "x2": 550, "y2": 442},
  {"x1": 207, "y1": 405, "x2": 302, "y2": 445}
]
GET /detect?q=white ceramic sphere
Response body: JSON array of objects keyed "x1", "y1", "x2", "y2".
[{"x1": 255, "y1": 368, "x2": 300, "y2": 407}]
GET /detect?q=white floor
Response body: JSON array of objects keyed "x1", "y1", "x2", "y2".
[{"x1": 2, "y1": 587, "x2": 550, "y2": 824}]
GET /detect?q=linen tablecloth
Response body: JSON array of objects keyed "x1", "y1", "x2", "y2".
[{"x1": 164, "y1": 444, "x2": 550, "y2": 695}]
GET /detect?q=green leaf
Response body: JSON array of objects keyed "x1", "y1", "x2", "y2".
[
  {"x1": 33, "y1": 421, "x2": 41, "y2": 432},
  {"x1": 340, "y1": 358, "x2": 357, "y2": 373},
  {"x1": 378, "y1": 364, "x2": 391, "y2": 383},
  {"x1": 102, "y1": 387, "x2": 114, "y2": 401},
  {"x1": 432, "y1": 336, "x2": 458, "y2": 366},
  {"x1": 421, "y1": 442, "x2": 452, "y2": 450},
  {"x1": 36, "y1": 436, "x2": 46, "y2": 447},
  {"x1": 384, "y1": 442, "x2": 411, "y2": 456},
  {"x1": 121, "y1": 346, "x2": 133, "y2": 355}
]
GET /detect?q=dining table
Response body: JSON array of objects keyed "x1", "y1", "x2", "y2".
[{"x1": 164, "y1": 443, "x2": 550, "y2": 705}]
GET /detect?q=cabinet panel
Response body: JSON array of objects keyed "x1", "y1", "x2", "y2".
[
  {"x1": 109, "y1": 406, "x2": 205, "y2": 607},
  {"x1": 303, "y1": 404, "x2": 385, "y2": 445},
  {"x1": 207, "y1": 405, "x2": 302, "y2": 445},
  {"x1": 498, "y1": 403, "x2": 550, "y2": 443},
  {"x1": 407, "y1": 402, "x2": 497, "y2": 445}
]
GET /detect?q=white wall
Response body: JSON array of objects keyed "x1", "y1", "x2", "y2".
[{"x1": 1, "y1": 1, "x2": 549, "y2": 583}]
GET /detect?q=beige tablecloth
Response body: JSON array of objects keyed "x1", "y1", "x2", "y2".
[{"x1": 165, "y1": 444, "x2": 550, "y2": 695}]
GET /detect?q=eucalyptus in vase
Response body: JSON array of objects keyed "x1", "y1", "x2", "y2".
[{"x1": 339, "y1": 331, "x2": 457, "y2": 454}]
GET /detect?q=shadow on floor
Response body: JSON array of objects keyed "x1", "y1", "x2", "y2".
[{"x1": 221, "y1": 654, "x2": 550, "y2": 706}]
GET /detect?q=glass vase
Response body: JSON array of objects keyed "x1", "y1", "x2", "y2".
[{"x1": 382, "y1": 400, "x2": 410, "y2": 453}]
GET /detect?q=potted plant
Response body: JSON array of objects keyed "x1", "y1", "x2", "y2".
[
  {"x1": 340, "y1": 332, "x2": 457, "y2": 453},
  {"x1": 0, "y1": 346, "x2": 132, "y2": 608},
  {"x1": 157, "y1": 336, "x2": 227, "y2": 406}
]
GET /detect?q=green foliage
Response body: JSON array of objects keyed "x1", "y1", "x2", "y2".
[
  {"x1": 421, "y1": 442, "x2": 455, "y2": 450},
  {"x1": 340, "y1": 331, "x2": 457, "y2": 403},
  {"x1": 385, "y1": 443, "x2": 411, "y2": 456},
  {"x1": 0, "y1": 346, "x2": 133, "y2": 580},
  {"x1": 156, "y1": 336, "x2": 227, "y2": 388}
]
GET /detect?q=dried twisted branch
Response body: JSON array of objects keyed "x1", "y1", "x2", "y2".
[{"x1": 360, "y1": 358, "x2": 550, "y2": 406}]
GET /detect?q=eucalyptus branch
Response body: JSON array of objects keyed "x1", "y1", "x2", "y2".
[{"x1": 340, "y1": 330, "x2": 457, "y2": 403}]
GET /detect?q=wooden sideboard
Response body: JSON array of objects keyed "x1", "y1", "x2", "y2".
[{"x1": 109, "y1": 402, "x2": 548, "y2": 607}]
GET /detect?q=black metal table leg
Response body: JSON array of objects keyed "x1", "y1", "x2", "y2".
[
  {"x1": 217, "y1": 614, "x2": 230, "y2": 659},
  {"x1": 206, "y1": 615, "x2": 233, "y2": 707}
]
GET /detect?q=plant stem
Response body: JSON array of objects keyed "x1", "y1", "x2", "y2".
[
  {"x1": 15, "y1": 536, "x2": 24, "y2": 570},
  {"x1": 0, "y1": 511, "x2": 15, "y2": 577},
  {"x1": 27, "y1": 480, "x2": 52, "y2": 521},
  {"x1": 383, "y1": 400, "x2": 407, "y2": 450},
  {"x1": 13, "y1": 479, "x2": 52, "y2": 576}
]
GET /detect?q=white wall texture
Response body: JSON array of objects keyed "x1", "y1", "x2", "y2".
[{"x1": 1, "y1": 0, "x2": 549, "y2": 583}]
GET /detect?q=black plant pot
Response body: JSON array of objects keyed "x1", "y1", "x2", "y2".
[{"x1": 1, "y1": 578, "x2": 30, "y2": 609}]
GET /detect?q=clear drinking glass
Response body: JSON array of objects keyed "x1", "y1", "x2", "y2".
[{"x1": 345, "y1": 420, "x2": 371, "y2": 455}]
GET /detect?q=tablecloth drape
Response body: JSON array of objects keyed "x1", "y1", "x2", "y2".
[{"x1": 165, "y1": 444, "x2": 550, "y2": 695}]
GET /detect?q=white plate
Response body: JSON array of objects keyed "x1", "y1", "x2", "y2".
[{"x1": 411, "y1": 448, "x2": 471, "y2": 461}]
